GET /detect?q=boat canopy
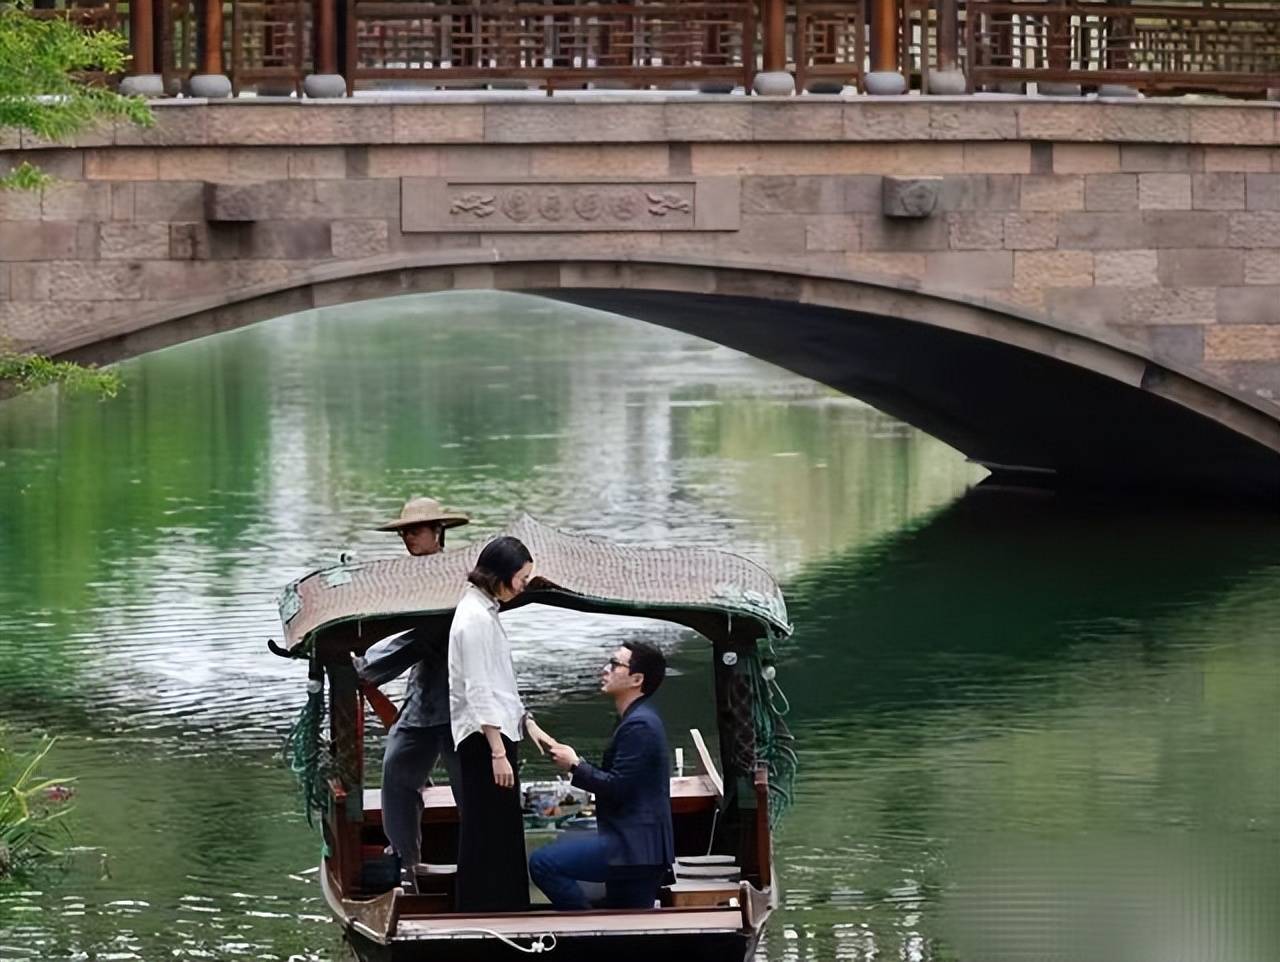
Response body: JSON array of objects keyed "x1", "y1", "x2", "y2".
[{"x1": 278, "y1": 515, "x2": 791, "y2": 656}]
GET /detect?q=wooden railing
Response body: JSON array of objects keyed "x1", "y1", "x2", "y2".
[
  {"x1": 230, "y1": 0, "x2": 312, "y2": 94},
  {"x1": 344, "y1": 1, "x2": 754, "y2": 91},
  {"x1": 24, "y1": 0, "x2": 1280, "y2": 98},
  {"x1": 966, "y1": 0, "x2": 1280, "y2": 94},
  {"x1": 793, "y1": 1, "x2": 867, "y2": 91}
]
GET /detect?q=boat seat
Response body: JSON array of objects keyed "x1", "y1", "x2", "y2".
[
  {"x1": 413, "y1": 862, "x2": 457, "y2": 897},
  {"x1": 674, "y1": 857, "x2": 740, "y2": 882},
  {"x1": 415, "y1": 862, "x2": 457, "y2": 874},
  {"x1": 660, "y1": 879, "x2": 741, "y2": 909}
]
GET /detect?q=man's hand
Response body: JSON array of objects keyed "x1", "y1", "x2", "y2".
[{"x1": 549, "y1": 744, "x2": 580, "y2": 772}]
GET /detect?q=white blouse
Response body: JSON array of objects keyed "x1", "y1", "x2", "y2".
[{"x1": 448, "y1": 583, "x2": 526, "y2": 748}]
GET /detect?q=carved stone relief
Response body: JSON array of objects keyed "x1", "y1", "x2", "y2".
[{"x1": 403, "y1": 178, "x2": 740, "y2": 233}]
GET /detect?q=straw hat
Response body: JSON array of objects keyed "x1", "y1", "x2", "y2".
[{"x1": 376, "y1": 496, "x2": 470, "y2": 532}]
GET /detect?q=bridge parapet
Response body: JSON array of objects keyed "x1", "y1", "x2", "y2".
[{"x1": 27, "y1": 0, "x2": 1280, "y2": 100}]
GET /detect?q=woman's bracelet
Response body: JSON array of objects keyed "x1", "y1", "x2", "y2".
[{"x1": 491, "y1": 753, "x2": 507, "y2": 760}]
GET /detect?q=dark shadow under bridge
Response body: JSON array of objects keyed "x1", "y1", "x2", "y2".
[{"x1": 58, "y1": 255, "x2": 1280, "y2": 500}]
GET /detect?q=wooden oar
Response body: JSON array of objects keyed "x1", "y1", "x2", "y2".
[{"x1": 361, "y1": 683, "x2": 400, "y2": 730}]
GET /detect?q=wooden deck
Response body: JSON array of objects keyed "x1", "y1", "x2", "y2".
[{"x1": 395, "y1": 905, "x2": 743, "y2": 937}]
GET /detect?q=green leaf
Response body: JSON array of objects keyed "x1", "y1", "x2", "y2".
[
  {"x1": 0, "y1": 350, "x2": 123, "y2": 399},
  {"x1": 0, "y1": 732, "x2": 72, "y2": 882},
  {"x1": 0, "y1": 0, "x2": 154, "y2": 186}
]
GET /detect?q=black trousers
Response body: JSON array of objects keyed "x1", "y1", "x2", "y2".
[{"x1": 455, "y1": 732, "x2": 529, "y2": 913}]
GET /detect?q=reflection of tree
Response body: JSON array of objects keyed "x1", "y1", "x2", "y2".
[
  {"x1": 674, "y1": 395, "x2": 982, "y2": 572},
  {"x1": 780, "y1": 490, "x2": 1280, "y2": 724},
  {"x1": 0, "y1": 338, "x2": 274, "y2": 685},
  {"x1": 765, "y1": 488, "x2": 1280, "y2": 959}
]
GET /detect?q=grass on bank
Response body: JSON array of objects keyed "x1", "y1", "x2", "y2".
[{"x1": 0, "y1": 350, "x2": 121, "y2": 399}]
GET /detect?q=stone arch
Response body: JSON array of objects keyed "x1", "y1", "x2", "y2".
[{"x1": 53, "y1": 254, "x2": 1280, "y2": 497}]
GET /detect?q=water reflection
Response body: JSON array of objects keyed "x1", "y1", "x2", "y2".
[
  {"x1": 768, "y1": 491, "x2": 1280, "y2": 962},
  {"x1": 0, "y1": 292, "x2": 976, "y2": 959},
  {"x1": 1, "y1": 293, "x2": 1276, "y2": 962}
]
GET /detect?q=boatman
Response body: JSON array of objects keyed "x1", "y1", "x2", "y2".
[
  {"x1": 354, "y1": 495, "x2": 470, "y2": 890},
  {"x1": 532, "y1": 641, "x2": 674, "y2": 910}
]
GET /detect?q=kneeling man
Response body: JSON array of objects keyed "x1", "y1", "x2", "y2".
[{"x1": 531, "y1": 641, "x2": 674, "y2": 910}]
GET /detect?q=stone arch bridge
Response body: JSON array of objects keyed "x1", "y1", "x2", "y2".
[{"x1": 3, "y1": 97, "x2": 1280, "y2": 496}]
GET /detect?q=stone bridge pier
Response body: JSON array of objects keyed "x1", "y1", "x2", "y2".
[{"x1": 3, "y1": 97, "x2": 1280, "y2": 496}]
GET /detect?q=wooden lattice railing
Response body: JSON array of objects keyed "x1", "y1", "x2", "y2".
[
  {"x1": 229, "y1": 0, "x2": 312, "y2": 94},
  {"x1": 966, "y1": 0, "x2": 1280, "y2": 94},
  {"x1": 792, "y1": 0, "x2": 970, "y2": 95},
  {"x1": 345, "y1": 1, "x2": 755, "y2": 91},
  {"x1": 793, "y1": 0, "x2": 867, "y2": 91},
  {"x1": 21, "y1": 0, "x2": 1280, "y2": 98},
  {"x1": 153, "y1": 0, "x2": 313, "y2": 95}
]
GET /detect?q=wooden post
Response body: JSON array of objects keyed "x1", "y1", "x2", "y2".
[
  {"x1": 151, "y1": 0, "x2": 166, "y2": 82},
  {"x1": 315, "y1": 0, "x2": 338, "y2": 74},
  {"x1": 762, "y1": 0, "x2": 785, "y2": 73},
  {"x1": 200, "y1": 0, "x2": 224, "y2": 75},
  {"x1": 329, "y1": 659, "x2": 364, "y2": 825},
  {"x1": 130, "y1": 0, "x2": 155, "y2": 75},
  {"x1": 1107, "y1": 0, "x2": 1133, "y2": 71},
  {"x1": 865, "y1": 0, "x2": 905, "y2": 92},
  {"x1": 869, "y1": 0, "x2": 898, "y2": 75},
  {"x1": 936, "y1": 0, "x2": 958, "y2": 75},
  {"x1": 1047, "y1": 8, "x2": 1070, "y2": 73},
  {"x1": 753, "y1": 765, "x2": 772, "y2": 888}
]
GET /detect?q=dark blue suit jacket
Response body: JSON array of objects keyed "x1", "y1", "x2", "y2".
[{"x1": 570, "y1": 697, "x2": 675, "y2": 871}]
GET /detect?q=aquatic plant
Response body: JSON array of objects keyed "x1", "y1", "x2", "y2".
[
  {"x1": 0, "y1": 735, "x2": 73, "y2": 882},
  {"x1": 0, "y1": 349, "x2": 122, "y2": 400}
]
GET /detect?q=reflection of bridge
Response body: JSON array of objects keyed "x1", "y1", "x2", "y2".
[
  {"x1": 5, "y1": 97, "x2": 1280, "y2": 495},
  {"x1": 31, "y1": 0, "x2": 1280, "y2": 98}
]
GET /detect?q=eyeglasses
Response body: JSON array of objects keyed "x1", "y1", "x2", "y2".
[{"x1": 606, "y1": 658, "x2": 632, "y2": 672}]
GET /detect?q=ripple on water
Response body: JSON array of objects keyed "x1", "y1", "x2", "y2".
[{"x1": 4, "y1": 294, "x2": 1278, "y2": 962}]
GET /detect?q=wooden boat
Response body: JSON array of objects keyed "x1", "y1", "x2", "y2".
[{"x1": 272, "y1": 516, "x2": 795, "y2": 962}]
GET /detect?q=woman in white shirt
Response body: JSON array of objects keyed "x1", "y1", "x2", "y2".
[{"x1": 449, "y1": 535, "x2": 555, "y2": 911}]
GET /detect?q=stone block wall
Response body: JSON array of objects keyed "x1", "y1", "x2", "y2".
[{"x1": 1, "y1": 97, "x2": 1278, "y2": 405}]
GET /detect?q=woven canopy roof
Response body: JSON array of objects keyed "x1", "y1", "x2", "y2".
[{"x1": 277, "y1": 515, "x2": 790, "y2": 655}]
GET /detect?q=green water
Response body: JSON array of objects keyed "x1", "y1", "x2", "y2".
[{"x1": 1, "y1": 292, "x2": 1277, "y2": 962}]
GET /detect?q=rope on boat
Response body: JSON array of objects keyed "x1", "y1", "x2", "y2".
[
  {"x1": 746, "y1": 628, "x2": 798, "y2": 829},
  {"x1": 427, "y1": 929, "x2": 557, "y2": 954},
  {"x1": 281, "y1": 657, "x2": 333, "y2": 826}
]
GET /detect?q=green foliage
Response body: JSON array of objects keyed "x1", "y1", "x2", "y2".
[
  {"x1": 2, "y1": 159, "x2": 51, "y2": 190},
  {"x1": 0, "y1": 349, "x2": 122, "y2": 399},
  {"x1": 0, "y1": 734, "x2": 73, "y2": 882},
  {"x1": 0, "y1": 0, "x2": 153, "y2": 188},
  {"x1": 0, "y1": 4, "x2": 149, "y2": 391}
]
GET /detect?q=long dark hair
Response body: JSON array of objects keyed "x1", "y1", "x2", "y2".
[{"x1": 467, "y1": 536, "x2": 533, "y2": 597}]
